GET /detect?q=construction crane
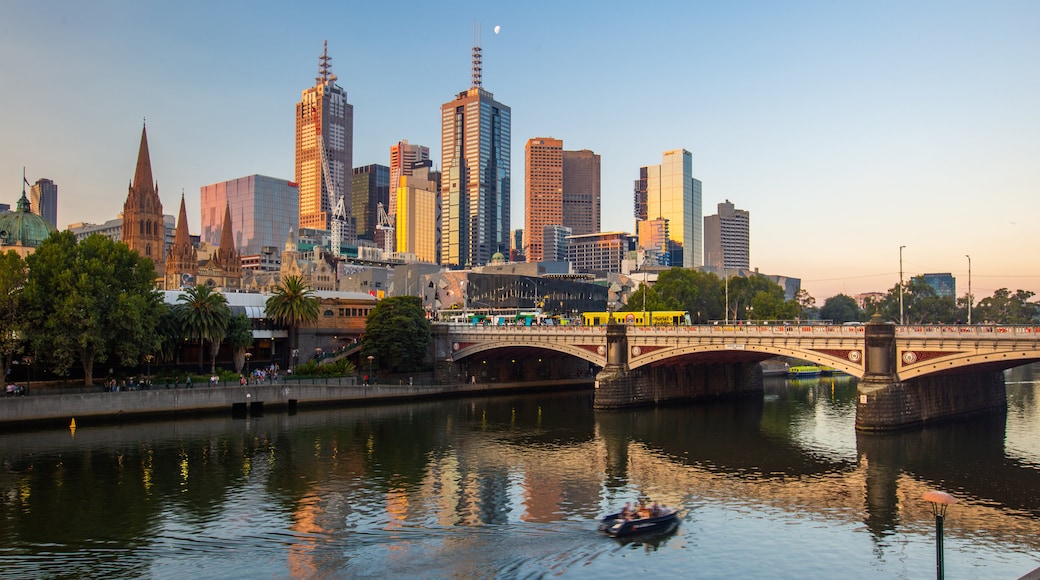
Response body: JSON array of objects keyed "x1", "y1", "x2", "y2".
[
  {"x1": 313, "y1": 105, "x2": 345, "y2": 258},
  {"x1": 376, "y1": 202, "x2": 394, "y2": 257}
]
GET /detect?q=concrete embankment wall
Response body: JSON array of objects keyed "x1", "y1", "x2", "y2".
[{"x1": 0, "y1": 379, "x2": 593, "y2": 428}]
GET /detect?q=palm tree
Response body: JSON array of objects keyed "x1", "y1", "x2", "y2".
[
  {"x1": 226, "y1": 313, "x2": 253, "y2": 374},
  {"x1": 175, "y1": 285, "x2": 231, "y2": 373},
  {"x1": 265, "y1": 275, "x2": 319, "y2": 369}
]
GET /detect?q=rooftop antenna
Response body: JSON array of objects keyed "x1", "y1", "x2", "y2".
[
  {"x1": 317, "y1": 39, "x2": 336, "y2": 84},
  {"x1": 471, "y1": 22, "x2": 482, "y2": 89}
]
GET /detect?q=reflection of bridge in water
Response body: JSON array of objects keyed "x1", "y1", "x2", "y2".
[{"x1": 435, "y1": 321, "x2": 1040, "y2": 430}]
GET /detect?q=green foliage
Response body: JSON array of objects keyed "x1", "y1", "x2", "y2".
[
  {"x1": 265, "y1": 275, "x2": 319, "y2": 351},
  {"x1": 361, "y1": 295, "x2": 431, "y2": 373},
  {"x1": 819, "y1": 294, "x2": 862, "y2": 323},
  {"x1": 22, "y1": 232, "x2": 163, "y2": 386},
  {"x1": 292, "y1": 357, "x2": 356, "y2": 377},
  {"x1": 0, "y1": 250, "x2": 27, "y2": 375},
  {"x1": 974, "y1": 289, "x2": 1039, "y2": 324},
  {"x1": 175, "y1": 285, "x2": 231, "y2": 373}
]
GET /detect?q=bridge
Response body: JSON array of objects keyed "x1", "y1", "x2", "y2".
[{"x1": 432, "y1": 319, "x2": 1040, "y2": 431}]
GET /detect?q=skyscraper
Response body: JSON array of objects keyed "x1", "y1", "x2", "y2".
[
  {"x1": 396, "y1": 162, "x2": 439, "y2": 264},
  {"x1": 703, "y1": 199, "x2": 749, "y2": 270},
  {"x1": 440, "y1": 42, "x2": 511, "y2": 267},
  {"x1": 524, "y1": 138, "x2": 601, "y2": 263},
  {"x1": 562, "y1": 149, "x2": 600, "y2": 236},
  {"x1": 524, "y1": 137, "x2": 563, "y2": 263},
  {"x1": 636, "y1": 149, "x2": 701, "y2": 268},
  {"x1": 29, "y1": 178, "x2": 57, "y2": 228},
  {"x1": 351, "y1": 164, "x2": 389, "y2": 242},
  {"x1": 200, "y1": 175, "x2": 299, "y2": 258},
  {"x1": 296, "y1": 41, "x2": 354, "y2": 245},
  {"x1": 122, "y1": 123, "x2": 165, "y2": 270}
]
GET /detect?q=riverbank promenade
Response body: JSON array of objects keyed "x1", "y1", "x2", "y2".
[{"x1": 0, "y1": 377, "x2": 593, "y2": 428}]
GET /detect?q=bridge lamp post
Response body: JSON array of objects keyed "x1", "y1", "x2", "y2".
[
  {"x1": 899, "y1": 245, "x2": 906, "y2": 325},
  {"x1": 965, "y1": 254, "x2": 972, "y2": 325},
  {"x1": 923, "y1": 490, "x2": 958, "y2": 580}
]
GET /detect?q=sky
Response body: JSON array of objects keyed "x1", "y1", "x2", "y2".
[{"x1": 1, "y1": 0, "x2": 1038, "y2": 302}]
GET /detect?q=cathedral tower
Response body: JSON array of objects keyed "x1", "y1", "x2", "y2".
[{"x1": 122, "y1": 123, "x2": 165, "y2": 270}]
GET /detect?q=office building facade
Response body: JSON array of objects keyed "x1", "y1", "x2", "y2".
[
  {"x1": 29, "y1": 178, "x2": 57, "y2": 228},
  {"x1": 296, "y1": 41, "x2": 353, "y2": 241},
  {"x1": 440, "y1": 44, "x2": 511, "y2": 267},
  {"x1": 351, "y1": 164, "x2": 390, "y2": 242},
  {"x1": 396, "y1": 163, "x2": 439, "y2": 263},
  {"x1": 524, "y1": 138, "x2": 563, "y2": 262},
  {"x1": 525, "y1": 139, "x2": 601, "y2": 263},
  {"x1": 200, "y1": 175, "x2": 298, "y2": 258},
  {"x1": 562, "y1": 149, "x2": 600, "y2": 236},
  {"x1": 566, "y1": 231, "x2": 635, "y2": 275},
  {"x1": 703, "y1": 199, "x2": 749, "y2": 270},
  {"x1": 635, "y1": 149, "x2": 701, "y2": 268}
]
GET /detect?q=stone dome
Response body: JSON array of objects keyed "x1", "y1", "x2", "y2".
[{"x1": 0, "y1": 190, "x2": 57, "y2": 250}]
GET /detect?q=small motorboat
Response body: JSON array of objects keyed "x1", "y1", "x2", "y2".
[{"x1": 599, "y1": 508, "x2": 679, "y2": 538}]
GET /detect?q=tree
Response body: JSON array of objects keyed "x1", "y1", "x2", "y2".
[
  {"x1": 361, "y1": 295, "x2": 431, "y2": 373},
  {"x1": 265, "y1": 275, "x2": 320, "y2": 364},
  {"x1": 0, "y1": 251, "x2": 27, "y2": 378},
  {"x1": 175, "y1": 284, "x2": 231, "y2": 373},
  {"x1": 225, "y1": 314, "x2": 254, "y2": 374},
  {"x1": 820, "y1": 294, "x2": 861, "y2": 323},
  {"x1": 22, "y1": 232, "x2": 163, "y2": 386},
  {"x1": 975, "y1": 289, "x2": 1039, "y2": 324}
]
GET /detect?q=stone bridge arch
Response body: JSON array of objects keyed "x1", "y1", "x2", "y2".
[
  {"x1": 451, "y1": 341, "x2": 605, "y2": 367},
  {"x1": 627, "y1": 343, "x2": 865, "y2": 378}
]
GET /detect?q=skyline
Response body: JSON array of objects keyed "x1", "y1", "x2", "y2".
[{"x1": 2, "y1": 1, "x2": 1038, "y2": 301}]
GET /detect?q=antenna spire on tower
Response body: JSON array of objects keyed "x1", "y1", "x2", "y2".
[
  {"x1": 317, "y1": 39, "x2": 333, "y2": 84},
  {"x1": 471, "y1": 23, "x2": 483, "y2": 89}
]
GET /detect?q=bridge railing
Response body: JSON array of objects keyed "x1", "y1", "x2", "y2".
[{"x1": 436, "y1": 322, "x2": 1040, "y2": 339}]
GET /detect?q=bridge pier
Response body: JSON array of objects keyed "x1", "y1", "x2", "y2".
[
  {"x1": 856, "y1": 315, "x2": 1007, "y2": 431},
  {"x1": 594, "y1": 322, "x2": 762, "y2": 409}
]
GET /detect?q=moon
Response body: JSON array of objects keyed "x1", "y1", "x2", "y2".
[{"x1": 494, "y1": 25, "x2": 501, "y2": 34}]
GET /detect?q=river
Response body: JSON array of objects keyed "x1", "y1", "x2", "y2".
[{"x1": 1, "y1": 365, "x2": 1038, "y2": 579}]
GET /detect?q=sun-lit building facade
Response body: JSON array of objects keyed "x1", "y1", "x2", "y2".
[
  {"x1": 440, "y1": 44, "x2": 511, "y2": 267},
  {"x1": 295, "y1": 41, "x2": 353, "y2": 242},
  {"x1": 637, "y1": 149, "x2": 701, "y2": 268},
  {"x1": 200, "y1": 175, "x2": 298, "y2": 258}
]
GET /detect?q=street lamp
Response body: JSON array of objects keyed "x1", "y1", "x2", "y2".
[
  {"x1": 366, "y1": 355, "x2": 374, "y2": 384},
  {"x1": 899, "y1": 245, "x2": 906, "y2": 325},
  {"x1": 145, "y1": 354, "x2": 153, "y2": 388},
  {"x1": 965, "y1": 254, "x2": 972, "y2": 325},
  {"x1": 924, "y1": 490, "x2": 958, "y2": 580},
  {"x1": 244, "y1": 352, "x2": 252, "y2": 383}
]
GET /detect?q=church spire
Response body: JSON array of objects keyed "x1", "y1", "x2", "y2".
[
  {"x1": 219, "y1": 202, "x2": 235, "y2": 253},
  {"x1": 132, "y1": 122, "x2": 155, "y2": 193},
  {"x1": 173, "y1": 193, "x2": 190, "y2": 246}
]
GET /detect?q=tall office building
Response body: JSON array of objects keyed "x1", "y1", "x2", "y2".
[
  {"x1": 296, "y1": 41, "x2": 354, "y2": 243},
  {"x1": 200, "y1": 175, "x2": 299, "y2": 258},
  {"x1": 543, "y1": 224, "x2": 572, "y2": 262},
  {"x1": 122, "y1": 123, "x2": 165, "y2": 270},
  {"x1": 703, "y1": 199, "x2": 749, "y2": 270},
  {"x1": 351, "y1": 164, "x2": 390, "y2": 242},
  {"x1": 524, "y1": 138, "x2": 562, "y2": 263},
  {"x1": 635, "y1": 149, "x2": 701, "y2": 268},
  {"x1": 396, "y1": 161, "x2": 439, "y2": 264},
  {"x1": 524, "y1": 138, "x2": 601, "y2": 262},
  {"x1": 440, "y1": 42, "x2": 511, "y2": 267},
  {"x1": 389, "y1": 141, "x2": 430, "y2": 214},
  {"x1": 29, "y1": 178, "x2": 57, "y2": 228},
  {"x1": 562, "y1": 149, "x2": 600, "y2": 236}
]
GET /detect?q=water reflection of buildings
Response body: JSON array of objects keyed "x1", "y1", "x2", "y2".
[{"x1": 3, "y1": 380, "x2": 1040, "y2": 574}]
